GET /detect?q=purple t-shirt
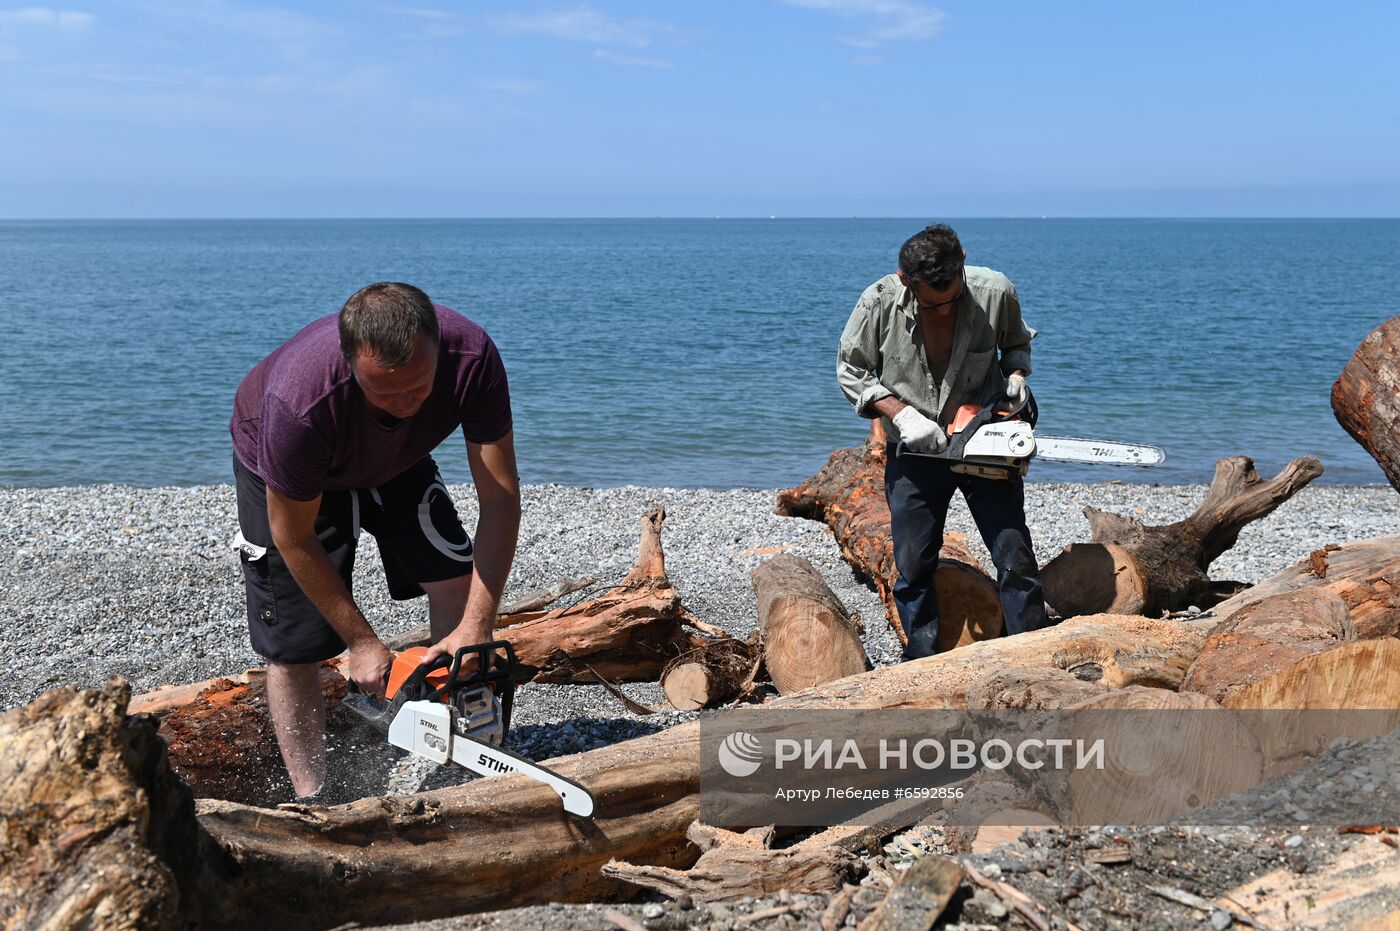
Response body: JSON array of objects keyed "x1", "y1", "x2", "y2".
[{"x1": 230, "y1": 305, "x2": 511, "y2": 501}]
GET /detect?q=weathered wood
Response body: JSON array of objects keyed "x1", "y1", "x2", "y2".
[
  {"x1": 385, "y1": 576, "x2": 601, "y2": 650},
  {"x1": 1209, "y1": 535, "x2": 1400, "y2": 640},
  {"x1": 15, "y1": 614, "x2": 1213, "y2": 929},
  {"x1": 0, "y1": 680, "x2": 202, "y2": 931},
  {"x1": 1042, "y1": 456, "x2": 1324, "y2": 618},
  {"x1": 601, "y1": 822, "x2": 862, "y2": 903},
  {"x1": 1333, "y1": 315, "x2": 1400, "y2": 493},
  {"x1": 1181, "y1": 588, "x2": 1357, "y2": 705},
  {"x1": 857, "y1": 855, "x2": 963, "y2": 931},
  {"x1": 660, "y1": 638, "x2": 763, "y2": 711},
  {"x1": 752, "y1": 553, "x2": 868, "y2": 694},
  {"x1": 501, "y1": 508, "x2": 711, "y2": 683},
  {"x1": 962, "y1": 667, "x2": 1112, "y2": 711},
  {"x1": 775, "y1": 423, "x2": 1002, "y2": 647}
]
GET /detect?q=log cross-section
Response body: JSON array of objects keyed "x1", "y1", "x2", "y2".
[
  {"x1": 1041, "y1": 455, "x2": 1324, "y2": 618},
  {"x1": 752, "y1": 553, "x2": 868, "y2": 695}
]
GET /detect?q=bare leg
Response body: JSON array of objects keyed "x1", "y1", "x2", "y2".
[
  {"x1": 265, "y1": 661, "x2": 326, "y2": 797},
  {"x1": 422, "y1": 572, "x2": 473, "y2": 642}
]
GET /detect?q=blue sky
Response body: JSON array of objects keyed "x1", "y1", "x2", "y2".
[{"x1": 2, "y1": 1, "x2": 1397, "y2": 217}]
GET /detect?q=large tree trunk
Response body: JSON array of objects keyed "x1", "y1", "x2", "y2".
[
  {"x1": 9, "y1": 614, "x2": 1213, "y2": 930},
  {"x1": 1041, "y1": 456, "x2": 1324, "y2": 618},
  {"x1": 1180, "y1": 588, "x2": 1357, "y2": 706},
  {"x1": 1208, "y1": 535, "x2": 1400, "y2": 640},
  {"x1": 0, "y1": 680, "x2": 203, "y2": 930},
  {"x1": 775, "y1": 423, "x2": 1002, "y2": 647},
  {"x1": 752, "y1": 553, "x2": 868, "y2": 694},
  {"x1": 1332, "y1": 315, "x2": 1400, "y2": 492}
]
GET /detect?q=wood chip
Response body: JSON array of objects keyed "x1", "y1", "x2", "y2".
[
  {"x1": 602, "y1": 908, "x2": 649, "y2": 931},
  {"x1": 1085, "y1": 846, "x2": 1133, "y2": 865},
  {"x1": 857, "y1": 856, "x2": 963, "y2": 931}
]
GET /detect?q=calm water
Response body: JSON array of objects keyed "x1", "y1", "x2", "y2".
[{"x1": 1, "y1": 218, "x2": 1396, "y2": 489}]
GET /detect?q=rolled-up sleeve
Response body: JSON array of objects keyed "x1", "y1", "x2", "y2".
[
  {"x1": 994, "y1": 284, "x2": 1036, "y2": 376},
  {"x1": 837, "y1": 291, "x2": 893, "y2": 418}
]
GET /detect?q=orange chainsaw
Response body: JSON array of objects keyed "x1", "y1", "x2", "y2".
[{"x1": 343, "y1": 640, "x2": 595, "y2": 817}]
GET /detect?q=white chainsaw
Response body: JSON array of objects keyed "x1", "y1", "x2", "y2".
[
  {"x1": 899, "y1": 396, "x2": 1165, "y2": 479},
  {"x1": 343, "y1": 640, "x2": 596, "y2": 817}
]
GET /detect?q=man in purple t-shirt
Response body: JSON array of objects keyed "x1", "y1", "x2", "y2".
[{"x1": 230, "y1": 281, "x2": 520, "y2": 800}]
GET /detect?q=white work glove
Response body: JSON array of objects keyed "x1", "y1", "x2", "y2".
[
  {"x1": 1005, "y1": 372, "x2": 1029, "y2": 408},
  {"x1": 892, "y1": 406, "x2": 948, "y2": 453}
]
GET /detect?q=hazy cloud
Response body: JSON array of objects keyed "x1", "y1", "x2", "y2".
[
  {"x1": 492, "y1": 5, "x2": 670, "y2": 48},
  {"x1": 779, "y1": 0, "x2": 945, "y2": 48},
  {"x1": 592, "y1": 48, "x2": 672, "y2": 69},
  {"x1": 0, "y1": 7, "x2": 95, "y2": 32}
]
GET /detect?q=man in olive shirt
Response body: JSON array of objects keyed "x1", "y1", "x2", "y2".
[{"x1": 837, "y1": 224, "x2": 1049, "y2": 659}]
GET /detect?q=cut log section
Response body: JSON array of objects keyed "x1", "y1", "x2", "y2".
[
  {"x1": 1041, "y1": 455, "x2": 1324, "y2": 618},
  {"x1": 775, "y1": 424, "x2": 1002, "y2": 647},
  {"x1": 1181, "y1": 587, "x2": 1357, "y2": 706},
  {"x1": 660, "y1": 638, "x2": 763, "y2": 711},
  {"x1": 11, "y1": 613, "x2": 1214, "y2": 929},
  {"x1": 1333, "y1": 315, "x2": 1400, "y2": 493},
  {"x1": 1209, "y1": 535, "x2": 1400, "y2": 640},
  {"x1": 1059, "y1": 687, "x2": 1265, "y2": 825},
  {"x1": 752, "y1": 553, "x2": 868, "y2": 694},
  {"x1": 1209, "y1": 640, "x2": 1400, "y2": 777}
]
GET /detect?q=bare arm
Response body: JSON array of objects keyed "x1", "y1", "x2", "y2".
[
  {"x1": 424, "y1": 430, "x2": 522, "y2": 660},
  {"x1": 870, "y1": 396, "x2": 909, "y2": 420},
  {"x1": 266, "y1": 487, "x2": 392, "y2": 692}
]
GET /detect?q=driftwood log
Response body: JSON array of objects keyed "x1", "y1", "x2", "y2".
[
  {"x1": 152, "y1": 509, "x2": 712, "y2": 801},
  {"x1": 776, "y1": 422, "x2": 1002, "y2": 647},
  {"x1": 1209, "y1": 535, "x2": 1400, "y2": 640},
  {"x1": 1041, "y1": 455, "x2": 1324, "y2": 618},
  {"x1": 0, "y1": 680, "x2": 204, "y2": 930},
  {"x1": 7, "y1": 614, "x2": 1214, "y2": 929},
  {"x1": 752, "y1": 553, "x2": 868, "y2": 694},
  {"x1": 660, "y1": 638, "x2": 763, "y2": 711},
  {"x1": 1333, "y1": 314, "x2": 1400, "y2": 492}
]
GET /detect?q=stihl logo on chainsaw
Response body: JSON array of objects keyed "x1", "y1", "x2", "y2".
[{"x1": 478, "y1": 753, "x2": 516, "y2": 774}]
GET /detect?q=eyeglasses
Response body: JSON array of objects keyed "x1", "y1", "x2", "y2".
[{"x1": 912, "y1": 270, "x2": 966, "y2": 312}]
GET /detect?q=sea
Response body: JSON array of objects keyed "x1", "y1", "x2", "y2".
[{"x1": 1, "y1": 218, "x2": 1396, "y2": 490}]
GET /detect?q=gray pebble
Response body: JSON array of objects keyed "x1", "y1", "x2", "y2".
[{"x1": 1210, "y1": 908, "x2": 1234, "y2": 930}]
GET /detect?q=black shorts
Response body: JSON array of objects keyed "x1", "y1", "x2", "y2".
[{"x1": 233, "y1": 454, "x2": 474, "y2": 664}]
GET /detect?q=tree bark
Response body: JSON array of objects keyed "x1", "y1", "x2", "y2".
[
  {"x1": 0, "y1": 680, "x2": 203, "y2": 930},
  {"x1": 1180, "y1": 588, "x2": 1356, "y2": 706},
  {"x1": 752, "y1": 553, "x2": 868, "y2": 695},
  {"x1": 775, "y1": 423, "x2": 1002, "y2": 647},
  {"x1": 660, "y1": 638, "x2": 763, "y2": 711},
  {"x1": 1332, "y1": 315, "x2": 1400, "y2": 493},
  {"x1": 1041, "y1": 455, "x2": 1324, "y2": 618},
  {"x1": 1208, "y1": 535, "x2": 1400, "y2": 640}
]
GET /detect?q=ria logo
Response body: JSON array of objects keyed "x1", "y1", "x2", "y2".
[{"x1": 717, "y1": 731, "x2": 764, "y2": 777}]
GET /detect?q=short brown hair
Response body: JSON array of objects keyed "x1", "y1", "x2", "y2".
[
  {"x1": 898, "y1": 224, "x2": 964, "y2": 290},
  {"x1": 339, "y1": 282, "x2": 440, "y2": 368}
]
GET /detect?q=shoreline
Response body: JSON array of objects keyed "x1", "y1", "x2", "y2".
[{"x1": 3, "y1": 480, "x2": 1397, "y2": 712}]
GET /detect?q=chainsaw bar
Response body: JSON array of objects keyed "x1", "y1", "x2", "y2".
[
  {"x1": 1032, "y1": 435, "x2": 1166, "y2": 467},
  {"x1": 388, "y1": 699, "x2": 596, "y2": 817}
]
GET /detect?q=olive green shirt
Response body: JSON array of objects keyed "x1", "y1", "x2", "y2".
[{"x1": 837, "y1": 266, "x2": 1036, "y2": 437}]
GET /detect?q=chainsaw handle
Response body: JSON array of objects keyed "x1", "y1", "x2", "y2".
[{"x1": 893, "y1": 389, "x2": 1037, "y2": 460}]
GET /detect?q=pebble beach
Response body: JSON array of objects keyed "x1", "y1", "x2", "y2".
[{"x1": 3, "y1": 478, "x2": 1397, "y2": 717}]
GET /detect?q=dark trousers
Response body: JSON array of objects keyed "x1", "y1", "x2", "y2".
[{"x1": 884, "y1": 445, "x2": 1050, "y2": 660}]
